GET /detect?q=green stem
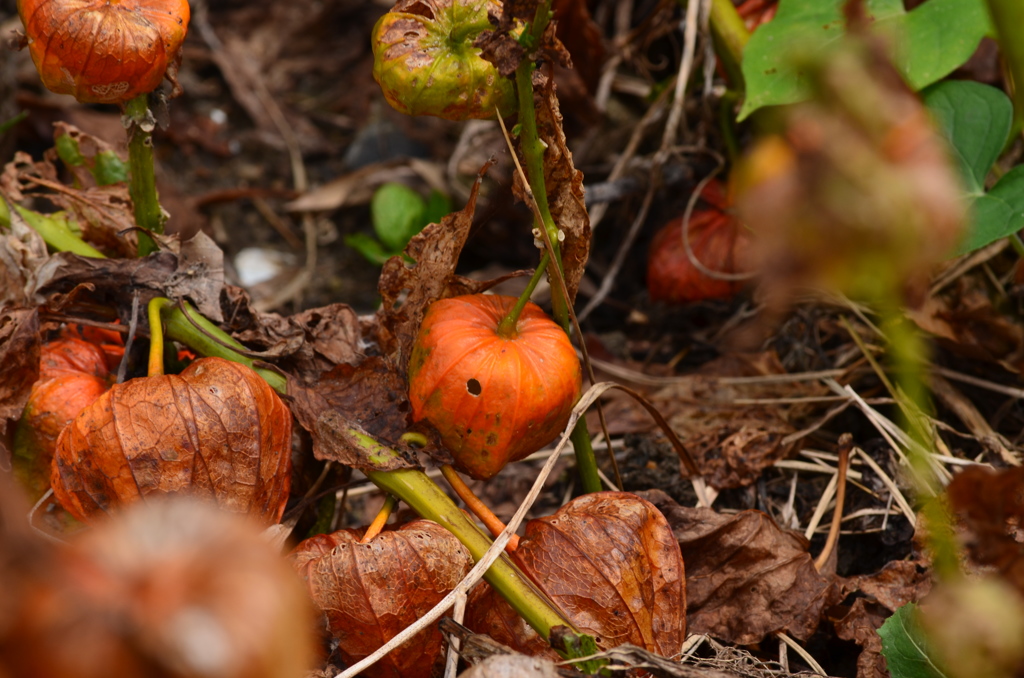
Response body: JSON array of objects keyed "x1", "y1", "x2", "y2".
[
  {"x1": 878, "y1": 304, "x2": 960, "y2": 579},
  {"x1": 147, "y1": 297, "x2": 171, "y2": 376},
  {"x1": 158, "y1": 299, "x2": 287, "y2": 393},
  {"x1": 708, "y1": 0, "x2": 750, "y2": 91},
  {"x1": 125, "y1": 94, "x2": 165, "y2": 256},
  {"x1": 515, "y1": 3, "x2": 601, "y2": 494},
  {"x1": 497, "y1": 253, "x2": 549, "y2": 337},
  {"x1": 365, "y1": 459, "x2": 573, "y2": 639},
  {"x1": 986, "y1": 0, "x2": 1024, "y2": 129}
]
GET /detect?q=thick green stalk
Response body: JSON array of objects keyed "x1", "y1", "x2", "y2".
[
  {"x1": 159, "y1": 300, "x2": 287, "y2": 393},
  {"x1": 708, "y1": 0, "x2": 750, "y2": 89},
  {"x1": 985, "y1": 0, "x2": 1024, "y2": 127},
  {"x1": 125, "y1": 94, "x2": 164, "y2": 256},
  {"x1": 515, "y1": 4, "x2": 602, "y2": 494},
  {"x1": 365, "y1": 460, "x2": 573, "y2": 639}
]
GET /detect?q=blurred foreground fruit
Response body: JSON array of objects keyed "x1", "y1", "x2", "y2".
[
  {"x1": 408, "y1": 295, "x2": 582, "y2": 480},
  {"x1": 466, "y1": 492, "x2": 686, "y2": 657},
  {"x1": 371, "y1": 0, "x2": 515, "y2": 120},
  {"x1": 647, "y1": 180, "x2": 751, "y2": 304},
  {"x1": 17, "y1": 0, "x2": 191, "y2": 104},
  {"x1": 292, "y1": 519, "x2": 474, "y2": 678},
  {"x1": 0, "y1": 497, "x2": 316, "y2": 678},
  {"x1": 51, "y1": 356, "x2": 292, "y2": 525}
]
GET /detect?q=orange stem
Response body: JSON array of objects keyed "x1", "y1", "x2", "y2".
[
  {"x1": 360, "y1": 494, "x2": 398, "y2": 543},
  {"x1": 441, "y1": 465, "x2": 520, "y2": 552}
]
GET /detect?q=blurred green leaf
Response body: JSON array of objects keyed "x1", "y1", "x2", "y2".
[
  {"x1": 55, "y1": 134, "x2": 86, "y2": 167},
  {"x1": 423, "y1": 190, "x2": 453, "y2": 227},
  {"x1": 740, "y1": 0, "x2": 991, "y2": 119},
  {"x1": 371, "y1": 182, "x2": 426, "y2": 251},
  {"x1": 344, "y1": 232, "x2": 394, "y2": 266},
  {"x1": 879, "y1": 603, "x2": 948, "y2": 678}
]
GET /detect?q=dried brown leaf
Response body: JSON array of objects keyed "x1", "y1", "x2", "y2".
[
  {"x1": 0, "y1": 198, "x2": 50, "y2": 307},
  {"x1": 831, "y1": 598, "x2": 890, "y2": 678},
  {"x1": 642, "y1": 489, "x2": 839, "y2": 644},
  {"x1": 467, "y1": 492, "x2": 685, "y2": 658},
  {"x1": 162, "y1": 231, "x2": 226, "y2": 322},
  {"x1": 0, "y1": 308, "x2": 41, "y2": 463},
  {"x1": 948, "y1": 465, "x2": 1024, "y2": 593},
  {"x1": 292, "y1": 519, "x2": 474, "y2": 678},
  {"x1": 377, "y1": 165, "x2": 497, "y2": 366}
]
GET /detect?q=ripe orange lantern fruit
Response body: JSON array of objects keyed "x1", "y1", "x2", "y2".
[
  {"x1": 17, "y1": 0, "x2": 190, "y2": 104},
  {"x1": 408, "y1": 295, "x2": 582, "y2": 480}
]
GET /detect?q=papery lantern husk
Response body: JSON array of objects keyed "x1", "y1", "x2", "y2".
[
  {"x1": 18, "y1": 0, "x2": 190, "y2": 104},
  {"x1": 0, "y1": 497, "x2": 317, "y2": 678},
  {"x1": 14, "y1": 335, "x2": 114, "y2": 501},
  {"x1": 292, "y1": 519, "x2": 474, "y2": 678},
  {"x1": 466, "y1": 492, "x2": 686, "y2": 659},
  {"x1": 408, "y1": 295, "x2": 582, "y2": 480},
  {"x1": 51, "y1": 357, "x2": 292, "y2": 525},
  {"x1": 647, "y1": 180, "x2": 752, "y2": 304}
]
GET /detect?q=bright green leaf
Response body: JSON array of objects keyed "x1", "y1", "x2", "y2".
[
  {"x1": 371, "y1": 182, "x2": 426, "y2": 252},
  {"x1": 739, "y1": 0, "x2": 992, "y2": 119},
  {"x1": 92, "y1": 150, "x2": 130, "y2": 187},
  {"x1": 879, "y1": 603, "x2": 949, "y2": 678},
  {"x1": 344, "y1": 232, "x2": 395, "y2": 266},
  {"x1": 923, "y1": 80, "x2": 1012, "y2": 194}
]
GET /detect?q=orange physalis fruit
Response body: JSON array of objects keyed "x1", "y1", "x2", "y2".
[{"x1": 17, "y1": 0, "x2": 190, "y2": 104}]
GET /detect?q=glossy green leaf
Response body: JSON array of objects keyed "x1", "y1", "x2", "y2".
[
  {"x1": 371, "y1": 182, "x2": 426, "y2": 252},
  {"x1": 879, "y1": 603, "x2": 948, "y2": 678},
  {"x1": 739, "y1": 0, "x2": 991, "y2": 119},
  {"x1": 958, "y1": 166, "x2": 1024, "y2": 254},
  {"x1": 924, "y1": 80, "x2": 1012, "y2": 194}
]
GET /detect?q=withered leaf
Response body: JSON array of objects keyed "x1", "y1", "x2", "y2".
[
  {"x1": 552, "y1": 0, "x2": 604, "y2": 91},
  {"x1": 292, "y1": 519, "x2": 474, "y2": 678},
  {"x1": 466, "y1": 492, "x2": 685, "y2": 658},
  {"x1": 0, "y1": 198, "x2": 50, "y2": 307},
  {"x1": 641, "y1": 489, "x2": 839, "y2": 644},
  {"x1": 287, "y1": 356, "x2": 436, "y2": 473},
  {"x1": 831, "y1": 598, "x2": 890, "y2": 678},
  {"x1": 0, "y1": 309, "x2": 41, "y2": 463},
  {"x1": 512, "y1": 74, "x2": 590, "y2": 304},
  {"x1": 33, "y1": 252, "x2": 178, "y2": 307},
  {"x1": 231, "y1": 299, "x2": 365, "y2": 384},
  {"x1": 947, "y1": 464, "x2": 1024, "y2": 593},
  {"x1": 377, "y1": 165, "x2": 495, "y2": 367},
  {"x1": 51, "y1": 357, "x2": 292, "y2": 525},
  {"x1": 162, "y1": 231, "x2": 225, "y2": 322}
]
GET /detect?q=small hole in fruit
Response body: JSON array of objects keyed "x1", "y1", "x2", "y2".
[{"x1": 467, "y1": 379, "x2": 482, "y2": 396}]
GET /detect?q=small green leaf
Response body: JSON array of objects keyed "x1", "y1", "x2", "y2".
[
  {"x1": 923, "y1": 80, "x2": 1012, "y2": 194},
  {"x1": 371, "y1": 182, "x2": 426, "y2": 252},
  {"x1": 957, "y1": 166, "x2": 1024, "y2": 254},
  {"x1": 739, "y1": 0, "x2": 992, "y2": 119},
  {"x1": 344, "y1": 232, "x2": 396, "y2": 266},
  {"x1": 92, "y1": 150, "x2": 129, "y2": 186},
  {"x1": 879, "y1": 603, "x2": 949, "y2": 678},
  {"x1": 55, "y1": 134, "x2": 86, "y2": 167}
]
